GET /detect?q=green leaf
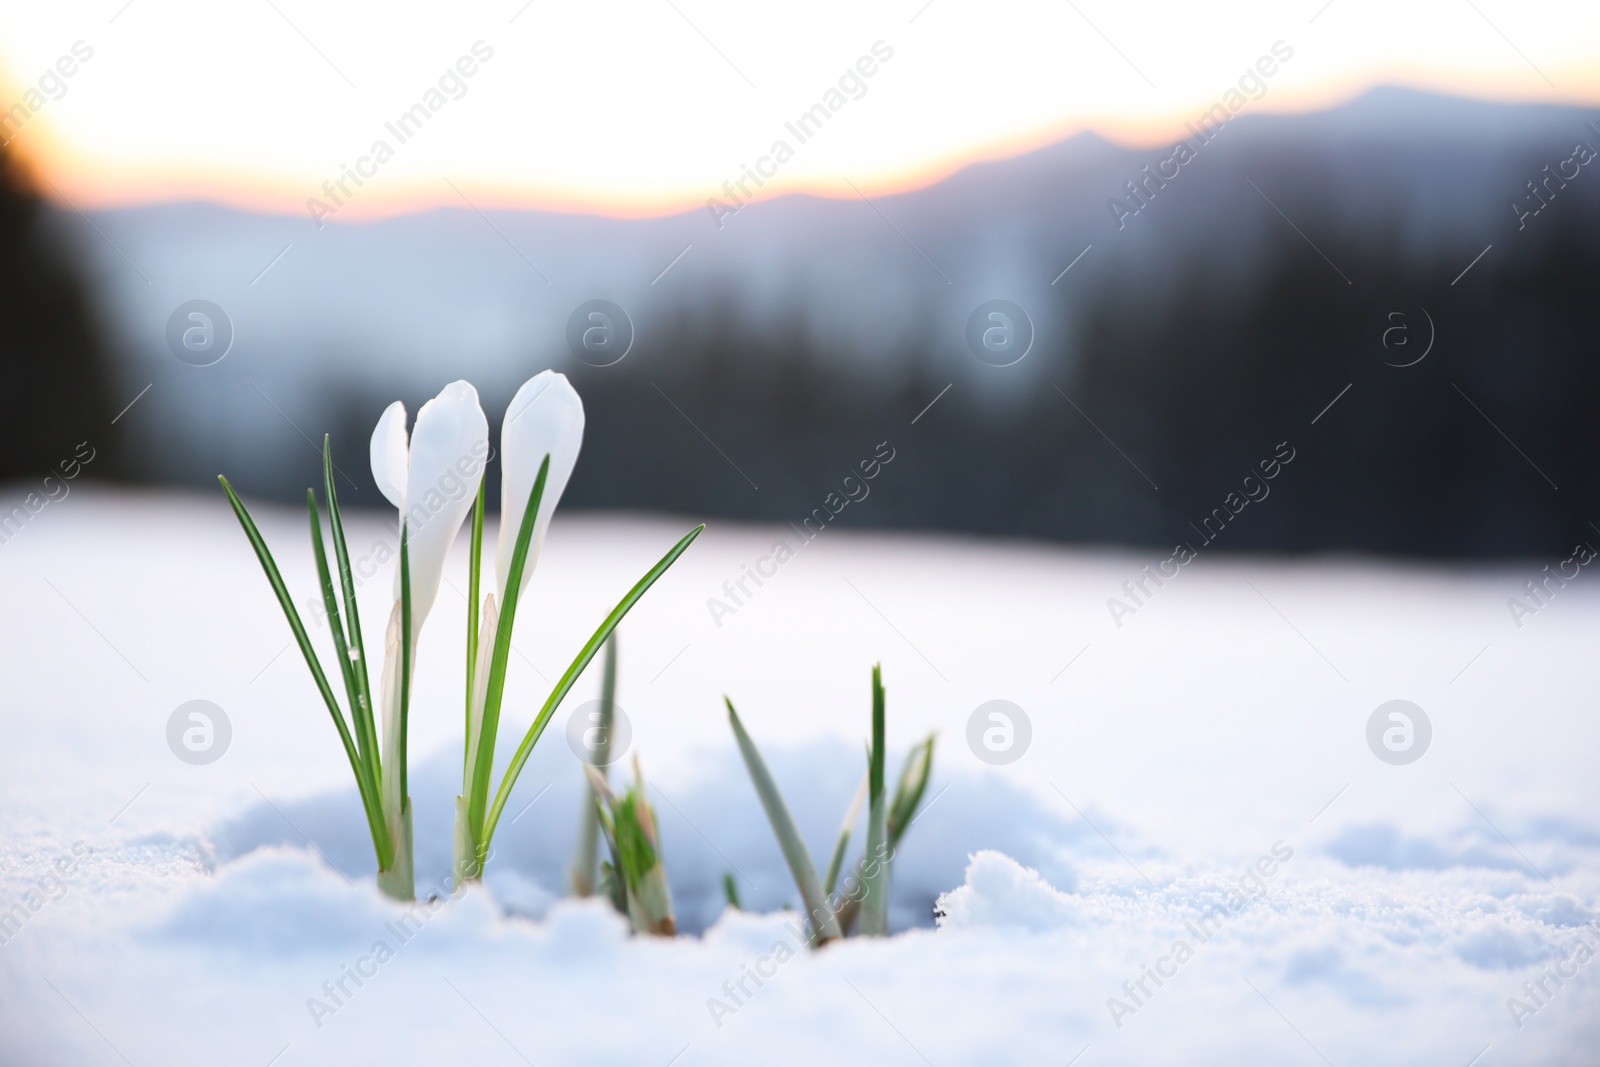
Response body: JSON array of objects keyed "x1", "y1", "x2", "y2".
[
  {"x1": 597, "y1": 859, "x2": 627, "y2": 915},
  {"x1": 726, "y1": 697, "x2": 843, "y2": 944},
  {"x1": 322, "y1": 438, "x2": 379, "y2": 785},
  {"x1": 591, "y1": 758, "x2": 675, "y2": 936},
  {"x1": 584, "y1": 768, "x2": 631, "y2": 915},
  {"x1": 823, "y1": 768, "x2": 869, "y2": 899},
  {"x1": 613, "y1": 791, "x2": 658, "y2": 895},
  {"x1": 723, "y1": 872, "x2": 742, "y2": 910},
  {"x1": 835, "y1": 731, "x2": 936, "y2": 936},
  {"x1": 860, "y1": 664, "x2": 889, "y2": 936},
  {"x1": 308, "y1": 491, "x2": 360, "y2": 744},
  {"x1": 218, "y1": 475, "x2": 390, "y2": 866},
  {"x1": 888, "y1": 733, "x2": 936, "y2": 843},
  {"x1": 467, "y1": 457, "x2": 550, "y2": 845},
  {"x1": 480, "y1": 522, "x2": 704, "y2": 850},
  {"x1": 307, "y1": 490, "x2": 382, "y2": 813},
  {"x1": 834, "y1": 673, "x2": 913, "y2": 936}
]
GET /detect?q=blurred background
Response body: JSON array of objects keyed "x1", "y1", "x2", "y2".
[{"x1": 3, "y1": 1, "x2": 1598, "y2": 556}]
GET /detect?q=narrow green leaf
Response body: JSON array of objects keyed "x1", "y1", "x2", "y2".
[
  {"x1": 837, "y1": 732, "x2": 936, "y2": 935},
  {"x1": 870, "y1": 667, "x2": 886, "y2": 801},
  {"x1": 308, "y1": 490, "x2": 384, "y2": 818},
  {"x1": 723, "y1": 872, "x2": 742, "y2": 910},
  {"x1": 823, "y1": 768, "x2": 869, "y2": 898},
  {"x1": 218, "y1": 475, "x2": 390, "y2": 865},
  {"x1": 725, "y1": 697, "x2": 843, "y2": 944},
  {"x1": 585, "y1": 767, "x2": 631, "y2": 913},
  {"x1": 467, "y1": 456, "x2": 551, "y2": 842},
  {"x1": 832, "y1": 735, "x2": 934, "y2": 934},
  {"x1": 861, "y1": 664, "x2": 889, "y2": 936},
  {"x1": 322, "y1": 438, "x2": 379, "y2": 786},
  {"x1": 596, "y1": 631, "x2": 619, "y2": 768},
  {"x1": 888, "y1": 733, "x2": 936, "y2": 843},
  {"x1": 481, "y1": 522, "x2": 704, "y2": 849},
  {"x1": 308, "y1": 492, "x2": 361, "y2": 753}
]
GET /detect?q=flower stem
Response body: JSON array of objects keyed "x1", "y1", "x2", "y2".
[{"x1": 571, "y1": 632, "x2": 618, "y2": 896}]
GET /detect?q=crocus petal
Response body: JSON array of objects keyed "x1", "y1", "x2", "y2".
[
  {"x1": 370, "y1": 401, "x2": 409, "y2": 511},
  {"x1": 497, "y1": 370, "x2": 584, "y2": 601},
  {"x1": 401, "y1": 381, "x2": 490, "y2": 633}
]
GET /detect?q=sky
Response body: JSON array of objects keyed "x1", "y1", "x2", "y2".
[{"x1": 1, "y1": 0, "x2": 1598, "y2": 221}]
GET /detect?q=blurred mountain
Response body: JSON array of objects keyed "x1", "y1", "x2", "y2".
[{"x1": 39, "y1": 86, "x2": 1600, "y2": 555}]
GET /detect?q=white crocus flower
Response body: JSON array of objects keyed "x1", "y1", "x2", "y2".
[
  {"x1": 371, "y1": 381, "x2": 491, "y2": 635},
  {"x1": 496, "y1": 370, "x2": 585, "y2": 601},
  {"x1": 369, "y1": 380, "x2": 489, "y2": 896},
  {"x1": 456, "y1": 370, "x2": 584, "y2": 881}
]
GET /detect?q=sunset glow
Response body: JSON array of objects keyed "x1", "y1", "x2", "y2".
[{"x1": 3, "y1": 0, "x2": 1598, "y2": 220}]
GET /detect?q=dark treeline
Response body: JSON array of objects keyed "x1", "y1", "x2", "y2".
[
  {"x1": 547, "y1": 207, "x2": 1600, "y2": 558},
  {"x1": 0, "y1": 144, "x2": 114, "y2": 483},
  {"x1": 6, "y1": 127, "x2": 1599, "y2": 559},
  {"x1": 120, "y1": 198, "x2": 1600, "y2": 558}
]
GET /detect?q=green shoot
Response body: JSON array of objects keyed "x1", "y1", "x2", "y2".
[
  {"x1": 726, "y1": 697, "x2": 844, "y2": 945},
  {"x1": 307, "y1": 492, "x2": 360, "y2": 758},
  {"x1": 476, "y1": 523, "x2": 703, "y2": 857},
  {"x1": 453, "y1": 454, "x2": 702, "y2": 881},
  {"x1": 585, "y1": 758, "x2": 675, "y2": 935},
  {"x1": 321, "y1": 440, "x2": 378, "y2": 793},
  {"x1": 823, "y1": 769, "x2": 869, "y2": 899},
  {"x1": 219, "y1": 466, "x2": 402, "y2": 895},
  {"x1": 723, "y1": 872, "x2": 742, "y2": 911},
  {"x1": 860, "y1": 665, "x2": 889, "y2": 936},
  {"x1": 727, "y1": 665, "x2": 936, "y2": 940},
  {"x1": 888, "y1": 734, "x2": 936, "y2": 839},
  {"x1": 465, "y1": 459, "x2": 551, "y2": 851},
  {"x1": 835, "y1": 730, "x2": 937, "y2": 934}
]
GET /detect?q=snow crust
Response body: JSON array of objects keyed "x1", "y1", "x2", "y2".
[{"x1": 2, "y1": 489, "x2": 1596, "y2": 1064}]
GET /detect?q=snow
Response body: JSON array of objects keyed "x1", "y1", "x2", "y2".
[{"x1": 2, "y1": 488, "x2": 1597, "y2": 1064}]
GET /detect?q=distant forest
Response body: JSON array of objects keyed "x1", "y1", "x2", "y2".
[
  {"x1": 4, "y1": 135, "x2": 1599, "y2": 559},
  {"x1": 558, "y1": 213, "x2": 1600, "y2": 558},
  {"x1": 0, "y1": 146, "x2": 113, "y2": 484}
]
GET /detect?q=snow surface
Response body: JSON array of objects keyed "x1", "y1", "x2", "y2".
[{"x1": 2, "y1": 488, "x2": 1597, "y2": 1065}]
